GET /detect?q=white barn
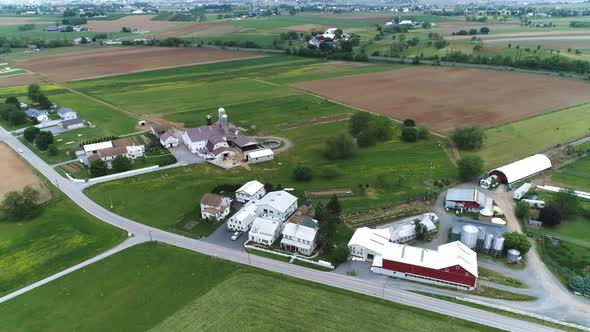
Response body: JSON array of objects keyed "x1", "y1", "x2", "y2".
[
  {"x1": 235, "y1": 180, "x2": 266, "y2": 203},
  {"x1": 348, "y1": 227, "x2": 391, "y2": 261},
  {"x1": 246, "y1": 148, "x2": 274, "y2": 163},
  {"x1": 489, "y1": 154, "x2": 552, "y2": 184},
  {"x1": 160, "y1": 132, "x2": 179, "y2": 148}
]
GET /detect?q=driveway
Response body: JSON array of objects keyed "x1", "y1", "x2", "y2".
[
  {"x1": 203, "y1": 221, "x2": 248, "y2": 251},
  {"x1": 169, "y1": 144, "x2": 205, "y2": 165}
]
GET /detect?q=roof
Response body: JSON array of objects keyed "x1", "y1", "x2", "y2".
[
  {"x1": 25, "y1": 108, "x2": 47, "y2": 117},
  {"x1": 247, "y1": 149, "x2": 274, "y2": 159},
  {"x1": 57, "y1": 107, "x2": 75, "y2": 115},
  {"x1": 98, "y1": 146, "x2": 127, "y2": 158},
  {"x1": 236, "y1": 180, "x2": 264, "y2": 196},
  {"x1": 200, "y1": 193, "x2": 225, "y2": 208},
  {"x1": 348, "y1": 227, "x2": 391, "y2": 254},
  {"x1": 83, "y1": 141, "x2": 113, "y2": 153},
  {"x1": 184, "y1": 124, "x2": 225, "y2": 143},
  {"x1": 389, "y1": 214, "x2": 437, "y2": 241},
  {"x1": 256, "y1": 190, "x2": 297, "y2": 213},
  {"x1": 249, "y1": 217, "x2": 280, "y2": 240},
  {"x1": 159, "y1": 132, "x2": 178, "y2": 142},
  {"x1": 378, "y1": 241, "x2": 478, "y2": 277},
  {"x1": 152, "y1": 124, "x2": 172, "y2": 133},
  {"x1": 232, "y1": 202, "x2": 257, "y2": 223},
  {"x1": 60, "y1": 118, "x2": 84, "y2": 127},
  {"x1": 490, "y1": 154, "x2": 552, "y2": 184},
  {"x1": 282, "y1": 219, "x2": 318, "y2": 242},
  {"x1": 232, "y1": 135, "x2": 258, "y2": 148},
  {"x1": 446, "y1": 189, "x2": 478, "y2": 202}
]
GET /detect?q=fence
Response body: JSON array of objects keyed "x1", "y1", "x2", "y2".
[
  {"x1": 244, "y1": 244, "x2": 334, "y2": 269},
  {"x1": 66, "y1": 165, "x2": 159, "y2": 183}
]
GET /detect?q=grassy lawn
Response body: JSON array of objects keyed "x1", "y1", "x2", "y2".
[
  {"x1": 552, "y1": 156, "x2": 590, "y2": 191},
  {"x1": 0, "y1": 243, "x2": 500, "y2": 332},
  {"x1": 538, "y1": 240, "x2": 590, "y2": 287},
  {"x1": 0, "y1": 199, "x2": 125, "y2": 297},
  {"x1": 478, "y1": 267, "x2": 528, "y2": 289}
]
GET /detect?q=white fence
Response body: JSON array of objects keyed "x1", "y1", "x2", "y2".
[
  {"x1": 537, "y1": 185, "x2": 590, "y2": 200},
  {"x1": 66, "y1": 165, "x2": 159, "y2": 183},
  {"x1": 457, "y1": 297, "x2": 590, "y2": 331},
  {"x1": 244, "y1": 244, "x2": 334, "y2": 269}
]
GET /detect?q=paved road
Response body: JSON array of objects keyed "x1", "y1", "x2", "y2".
[{"x1": 0, "y1": 126, "x2": 571, "y2": 332}]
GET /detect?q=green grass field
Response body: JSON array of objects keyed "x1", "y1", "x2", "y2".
[
  {"x1": 0, "y1": 199, "x2": 125, "y2": 297},
  {"x1": 0, "y1": 243, "x2": 499, "y2": 332},
  {"x1": 552, "y1": 156, "x2": 590, "y2": 191}
]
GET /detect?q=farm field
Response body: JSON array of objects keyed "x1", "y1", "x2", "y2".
[
  {"x1": 0, "y1": 143, "x2": 50, "y2": 201},
  {"x1": 15, "y1": 46, "x2": 262, "y2": 82},
  {"x1": 551, "y1": 156, "x2": 590, "y2": 191},
  {"x1": 82, "y1": 15, "x2": 184, "y2": 33},
  {"x1": 291, "y1": 66, "x2": 590, "y2": 133},
  {"x1": 0, "y1": 73, "x2": 40, "y2": 88},
  {"x1": 0, "y1": 243, "x2": 499, "y2": 332}
]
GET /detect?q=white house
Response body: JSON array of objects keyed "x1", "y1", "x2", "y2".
[
  {"x1": 248, "y1": 217, "x2": 283, "y2": 246},
  {"x1": 24, "y1": 108, "x2": 48, "y2": 122},
  {"x1": 160, "y1": 132, "x2": 179, "y2": 148},
  {"x1": 281, "y1": 217, "x2": 319, "y2": 256},
  {"x1": 57, "y1": 107, "x2": 77, "y2": 120},
  {"x1": 246, "y1": 148, "x2": 274, "y2": 164},
  {"x1": 235, "y1": 180, "x2": 266, "y2": 203},
  {"x1": 126, "y1": 145, "x2": 145, "y2": 159},
  {"x1": 200, "y1": 193, "x2": 232, "y2": 221},
  {"x1": 83, "y1": 141, "x2": 114, "y2": 157},
  {"x1": 227, "y1": 201, "x2": 257, "y2": 232},
  {"x1": 255, "y1": 190, "x2": 298, "y2": 222}
]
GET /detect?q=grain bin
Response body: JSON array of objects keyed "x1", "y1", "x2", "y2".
[
  {"x1": 492, "y1": 236, "x2": 505, "y2": 257},
  {"x1": 484, "y1": 233, "x2": 494, "y2": 251},
  {"x1": 461, "y1": 225, "x2": 478, "y2": 249}
]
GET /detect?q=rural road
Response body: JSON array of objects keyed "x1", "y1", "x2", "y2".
[
  {"x1": 484, "y1": 35, "x2": 590, "y2": 44},
  {"x1": 0, "y1": 125, "x2": 574, "y2": 332}
]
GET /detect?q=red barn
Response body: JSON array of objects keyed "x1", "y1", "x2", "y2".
[{"x1": 372, "y1": 241, "x2": 478, "y2": 290}]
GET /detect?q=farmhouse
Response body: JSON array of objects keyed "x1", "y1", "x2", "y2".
[
  {"x1": 280, "y1": 217, "x2": 319, "y2": 256},
  {"x1": 200, "y1": 193, "x2": 231, "y2": 221},
  {"x1": 371, "y1": 241, "x2": 478, "y2": 290},
  {"x1": 308, "y1": 28, "x2": 350, "y2": 47},
  {"x1": 445, "y1": 188, "x2": 493, "y2": 213},
  {"x1": 248, "y1": 217, "x2": 282, "y2": 245},
  {"x1": 235, "y1": 180, "x2": 266, "y2": 203},
  {"x1": 81, "y1": 141, "x2": 145, "y2": 166},
  {"x1": 489, "y1": 154, "x2": 552, "y2": 184},
  {"x1": 151, "y1": 124, "x2": 172, "y2": 137},
  {"x1": 57, "y1": 107, "x2": 77, "y2": 120},
  {"x1": 227, "y1": 202, "x2": 257, "y2": 232},
  {"x1": 24, "y1": 109, "x2": 48, "y2": 122},
  {"x1": 255, "y1": 190, "x2": 298, "y2": 222},
  {"x1": 246, "y1": 148, "x2": 274, "y2": 164},
  {"x1": 83, "y1": 141, "x2": 113, "y2": 157},
  {"x1": 58, "y1": 118, "x2": 85, "y2": 130},
  {"x1": 159, "y1": 132, "x2": 179, "y2": 148}
]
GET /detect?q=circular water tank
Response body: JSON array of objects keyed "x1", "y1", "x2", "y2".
[
  {"x1": 484, "y1": 233, "x2": 494, "y2": 250},
  {"x1": 477, "y1": 227, "x2": 486, "y2": 240},
  {"x1": 507, "y1": 249, "x2": 520, "y2": 263},
  {"x1": 218, "y1": 107, "x2": 225, "y2": 113},
  {"x1": 461, "y1": 225, "x2": 478, "y2": 249},
  {"x1": 491, "y1": 218, "x2": 507, "y2": 225},
  {"x1": 493, "y1": 236, "x2": 505, "y2": 251},
  {"x1": 480, "y1": 207, "x2": 493, "y2": 217}
]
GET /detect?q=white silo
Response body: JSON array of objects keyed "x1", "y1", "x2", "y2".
[
  {"x1": 460, "y1": 225, "x2": 478, "y2": 249},
  {"x1": 484, "y1": 233, "x2": 494, "y2": 252},
  {"x1": 476, "y1": 227, "x2": 486, "y2": 251},
  {"x1": 492, "y1": 236, "x2": 505, "y2": 257}
]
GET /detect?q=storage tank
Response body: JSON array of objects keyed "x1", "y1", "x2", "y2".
[
  {"x1": 492, "y1": 236, "x2": 505, "y2": 257},
  {"x1": 479, "y1": 207, "x2": 493, "y2": 221},
  {"x1": 484, "y1": 233, "x2": 494, "y2": 251},
  {"x1": 491, "y1": 218, "x2": 507, "y2": 226},
  {"x1": 460, "y1": 225, "x2": 478, "y2": 249},
  {"x1": 507, "y1": 249, "x2": 521, "y2": 263}
]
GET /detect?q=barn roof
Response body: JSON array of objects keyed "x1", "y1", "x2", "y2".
[{"x1": 490, "y1": 154, "x2": 552, "y2": 184}]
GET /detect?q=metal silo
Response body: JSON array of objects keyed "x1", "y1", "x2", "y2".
[
  {"x1": 484, "y1": 233, "x2": 494, "y2": 253},
  {"x1": 460, "y1": 225, "x2": 478, "y2": 249},
  {"x1": 492, "y1": 236, "x2": 505, "y2": 257},
  {"x1": 476, "y1": 227, "x2": 486, "y2": 251}
]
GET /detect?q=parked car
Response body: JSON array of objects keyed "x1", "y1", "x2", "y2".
[
  {"x1": 231, "y1": 231, "x2": 242, "y2": 241},
  {"x1": 18, "y1": 148, "x2": 24, "y2": 153}
]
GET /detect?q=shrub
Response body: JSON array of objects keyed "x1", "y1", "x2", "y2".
[
  {"x1": 35, "y1": 131, "x2": 54, "y2": 151},
  {"x1": 503, "y1": 232, "x2": 531, "y2": 255},
  {"x1": 457, "y1": 155, "x2": 484, "y2": 181},
  {"x1": 416, "y1": 126, "x2": 430, "y2": 139},
  {"x1": 0, "y1": 186, "x2": 41, "y2": 221},
  {"x1": 451, "y1": 126, "x2": 485, "y2": 150},
  {"x1": 403, "y1": 119, "x2": 416, "y2": 127},
  {"x1": 515, "y1": 200, "x2": 531, "y2": 219},
  {"x1": 324, "y1": 133, "x2": 356, "y2": 160},
  {"x1": 23, "y1": 127, "x2": 40, "y2": 143},
  {"x1": 293, "y1": 165, "x2": 312, "y2": 182},
  {"x1": 401, "y1": 127, "x2": 418, "y2": 142},
  {"x1": 540, "y1": 206, "x2": 562, "y2": 227}
]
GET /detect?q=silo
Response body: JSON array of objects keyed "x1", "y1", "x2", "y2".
[
  {"x1": 476, "y1": 227, "x2": 486, "y2": 251},
  {"x1": 492, "y1": 236, "x2": 505, "y2": 257},
  {"x1": 451, "y1": 225, "x2": 462, "y2": 242},
  {"x1": 484, "y1": 233, "x2": 494, "y2": 252},
  {"x1": 206, "y1": 114, "x2": 212, "y2": 126},
  {"x1": 507, "y1": 249, "x2": 521, "y2": 263},
  {"x1": 460, "y1": 225, "x2": 478, "y2": 249}
]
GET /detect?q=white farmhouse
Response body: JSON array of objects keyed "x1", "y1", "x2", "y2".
[
  {"x1": 126, "y1": 145, "x2": 145, "y2": 159},
  {"x1": 159, "y1": 132, "x2": 179, "y2": 148},
  {"x1": 227, "y1": 201, "x2": 257, "y2": 232},
  {"x1": 235, "y1": 180, "x2": 266, "y2": 203},
  {"x1": 281, "y1": 217, "x2": 318, "y2": 256},
  {"x1": 248, "y1": 217, "x2": 283, "y2": 245},
  {"x1": 57, "y1": 107, "x2": 77, "y2": 120},
  {"x1": 255, "y1": 190, "x2": 297, "y2": 222},
  {"x1": 200, "y1": 193, "x2": 232, "y2": 221}
]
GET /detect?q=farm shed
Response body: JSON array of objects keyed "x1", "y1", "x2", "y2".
[
  {"x1": 246, "y1": 149, "x2": 274, "y2": 164},
  {"x1": 489, "y1": 154, "x2": 552, "y2": 184}
]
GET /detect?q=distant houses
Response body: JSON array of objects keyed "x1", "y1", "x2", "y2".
[
  {"x1": 308, "y1": 28, "x2": 350, "y2": 48},
  {"x1": 24, "y1": 109, "x2": 48, "y2": 122},
  {"x1": 57, "y1": 107, "x2": 77, "y2": 120},
  {"x1": 235, "y1": 180, "x2": 266, "y2": 203},
  {"x1": 200, "y1": 193, "x2": 232, "y2": 221},
  {"x1": 78, "y1": 140, "x2": 145, "y2": 167}
]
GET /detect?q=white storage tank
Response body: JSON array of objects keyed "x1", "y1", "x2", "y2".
[
  {"x1": 461, "y1": 225, "x2": 478, "y2": 249},
  {"x1": 491, "y1": 218, "x2": 507, "y2": 226},
  {"x1": 492, "y1": 236, "x2": 505, "y2": 256},
  {"x1": 507, "y1": 249, "x2": 521, "y2": 263},
  {"x1": 484, "y1": 233, "x2": 494, "y2": 250}
]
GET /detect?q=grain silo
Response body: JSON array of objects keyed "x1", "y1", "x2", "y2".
[
  {"x1": 460, "y1": 225, "x2": 478, "y2": 249},
  {"x1": 492, "y1": 236, "x2": 505, "y2": 257}
]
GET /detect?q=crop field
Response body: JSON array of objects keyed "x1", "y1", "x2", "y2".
[
  {"x1": 82, "y1": 15, "x2": 184, "y2": 33},
  {"x1": 0, "y1": 143, "x2": 50, "y2": 201},
  {"x1": 0, "y1": 73, "x2": 40, "y2": 88},
  {"x1": 15, "y1": 46, "x2": 262, "y2": 82},
  {"x1": 0, "y1": 243, "x2": 498, "y2": 332},
  {"x1": 291, "y1": 66, "x2": 590, "y2": 133},
  {"x1": 0, "y1": 199, "x2": 124, "y2": 297}
]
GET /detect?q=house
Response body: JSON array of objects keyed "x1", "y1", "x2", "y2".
[
  {"x1": 246, "y1": 148, "x2": 274, "y2": 164},
  {"x1": 227, "y1": 201, "x2": 258, "y2": 232},
  {"x1": 151, "y1": 124, "x2": 172, "y2": 137},
  {"x1": 24, "y1": 109, "x2": 48, "y2": 122},
  {"x1": 255, "y1": 190, "x2": 297, "y2": 222},
  {"x1": 160, "y1": 132, "x2": 179, "y2": 148},
  {"x1": 57, "y1": 107, "x2": 77, "y2": 120},
  {"x1": 58, "y1": 118, "x2": 85, "y2": 130},
  {"x1": 83, "y1": 141, "x2": 114, "y2": 157},
  {"x1": 399, "y1": 20, "x2": 415, "y2": 25},
  {"x1": 235, "y1": 180, "x2": 266, "y2": 203},
  {"x1": 200, "y1": 193, "x2": 232, "y2": 221},
  {"x1": 308, "y1": 27, "x2": 350, "y2": 47},
  {"x1": 43, "y1": 25, "x2": 59, "y2": 32},
  {"x1": 248, "y1": 217, "x2": 283, "y2": 245},
  {"x1": 371, "y1": 241, "x2": 478, "y2": 290},
  {"x1": 126, "y1": 145, "x2": 145, "y2": 159},
  {"x1": 281, "y1": 217, "x2": 319, "y2": 256},
  {"x1": 387, "y1": 213, "x2": 438, "y2": 243},
  {"x1": 445, "y1": 188, "x2": 492, "y2": 213}
]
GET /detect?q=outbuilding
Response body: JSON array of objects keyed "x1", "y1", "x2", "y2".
[
  {"x1": 58, "y1": 118, "x2": 85, "y2": 130},
  {"x1": 246, "y1": 148, "x2": 274, "y2": 164},
  {"x1": 489, "y1": 154, "x2": 552, "y2": 184}
]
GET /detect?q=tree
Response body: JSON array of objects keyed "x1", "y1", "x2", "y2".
[
  {"x1": 540, "y1": 206, "x2": 562, "y2": 227},
  {"x1": 451, "y1": 126, "x2": 485, "y2": 150},
  {"x1": 48, "y1": 144, "x2": 58, "y2": 156},
  {"x1": 36, "y1": 94, "x2": 52, "y2": 110},
  {"x1": 569, "y1": 275, "x2": 586, "y2": 294},
  {"x1": 5, "y1": 96, "x2": 20, "y2": 110},
  {"x1": 35, "y1": 131, "x2": 53, "y2": 151},
  {"x1": 111, "y1": 155, "x2": 132, "y2": 173},
  {"x1": 550, "y1": 189, "x2": 579, "y2": 218},
  {"x1": 357, "y1": 128, "x2": 378, "y2": 147},
  {"x1": 457, "y1": 155, "x2": 484, "y2": 181},
  {"x1": 327, "y1": 194, "x2": 342, "y2": 217},
  {"x1": 469, "y1": 28, "x2": 478, "y2": 35},
  {"x1": 27, "y1": 84, "x2": 40, "y2": 100},
  {"x1": 331, "y1": 244, "x2": 350, "y2": 265},
  {"x1": 515, "y1": 200, "x2": 531, "y2": 219},
  {"x1": 23, "y1": 127, "x2": 40, "y2": 143},
  {"x1": 503, "y1": 232, "x2": 531, "y2": 255},
  {"x1": 89, "y1": 158, "x2": 108, "y2": 177},
  {"x1": 340, "y1": 40, "x2": 353, "y2": 52},
  {"x1": 414, "y1": 220, "x2": 427, "y2": 240},
  {"x1": 293, "y1": 165, "x2": 312, "y2": 181},
  {"x1": 324, "y1": 133, "x2": 356, "y2": 160},
  {"x1": 121, "y1": 26, "x2": 132, "y2": 33},
  {"x1": 349, "y1": 112, "x2": 371, "y2": 137},
  {"x1": 401, "y1": 126, "x2": 418, "y2": 142},
  {"x1": 480, "y1": 27, "x2": 490, "y2": 34},
  {"x1": 0, "y1": 186, "x2": 40, "y2": 221},
  {"x1": 403, "y1": 119, "x2": 416, "y2": 127},
  {"x1": 416, "y1": 126, "x2": 430, "y2": 139}
]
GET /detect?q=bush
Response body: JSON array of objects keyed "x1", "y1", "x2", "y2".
[
  {"x1": 35, "y1": 131, "x2": 54, "y2": 151},
  {"x1": 416, "y1": 126, "x2": 430, "y2": 139},
  {"x1": 540, "y1": 205, "x2": 562, "y2": 227},
  {"x1": 320, "y1": 165, "x2": 343, "y2": 179},
  {"x1": 515, "y1": 200, "x2": 531, "y2": 219},
  {"x1": 357, "y1": 128, "x2": 378, "y2": 147},
  {"x1": 403, "y1": 119, "x2": 416, "y2": 127},
  {"x1": 0, "y1": 186, "x2": 41, "y2": 221},
  {"x1": 48, "y1": 144, "x2": 58, "y2": 156},
  {"x1": 503, "y1": 232, "x2": 531, "y2": 255},
  {"x1": 89, "y1": 158, "x2": 108, "y2": 177},
  {"x1": 331, "y1": 244, "x2": 350, "y2": 265},
  {"x1": 349, "y1": 112, "x2": 371, "y2": 137},
  {"x1": 293, "y1": 165, "x2": 312, "y2": 182},
  {"x1": 549, "y1": 189, "x2": 579, "y2": 218},
  {"x1": 401, "y1": 127, "x2": 418, "y2": 142},
  {"x1": 324, "y1": 133, "x2": 356, "y2": 160},
  {"x1": 23, "y1": 127, "x2": 40, "y2": 143},
  {"x1": 111, "y1": 155, "x2": 132, "y2": 173},
  {"x1": 457, "y1": 155, "x2": 484, "y2": 181},
  {"x1": 451, "y1": 126, "x2": 485, "y2": 150}
]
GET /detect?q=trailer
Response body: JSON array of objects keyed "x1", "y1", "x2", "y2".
[
  {"x1": 522, "y1": 199, "x2": 545, "y2": 208},
  {"x1": 512, "y1": 183, "x2": 532, "y2": 200}
]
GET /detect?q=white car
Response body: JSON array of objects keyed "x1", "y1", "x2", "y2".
[
  {"x1": 230, "y1": 231, "x2": 242, "y2": 241},
  {"x1": 18, "y1": 148, "x2": 24, "y2": 153}
]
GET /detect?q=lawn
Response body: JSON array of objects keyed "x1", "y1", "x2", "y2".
[
  {"x1": 467, "y1": 102, "x2": 590, "y2": 168},
  {"x1": 0, "y1": 243, "x2": 500, "y2": 332},
  {"x1": 0, "y1": 199, "x2": 125, "y2": 297},
  {"x1": 552, "y1": 155, "x2": 590, "y2": 191}
]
